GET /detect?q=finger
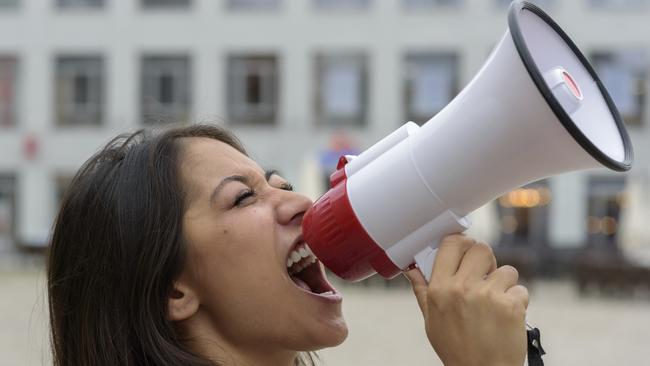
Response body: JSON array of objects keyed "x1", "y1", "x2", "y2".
[
  {"x1": 404, "y1": 268, "x2": 428, "y2": 313},
  {"x1": 456, "y1": 242, "x2": 497, "y2": 282},
  {"x1": 505, "y1": 284, "x2": 530, "y2": 310},
  {"x1": 431, "y1": 234, "x2": 475, "y2": 279},
  {"x1": 485, "y1": 265, "x2": 519, "y2": 292}
]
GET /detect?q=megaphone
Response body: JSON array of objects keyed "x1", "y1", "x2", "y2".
[{"x1": 301, "y1": 1, "x2": 634, "y2": 282}]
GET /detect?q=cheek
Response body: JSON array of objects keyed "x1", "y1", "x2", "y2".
[
  {"x1": 189, "y1": 207, "x2": 282, "y2": 298},
  {"x1": 219, "y1": 207, "x2": 277, "y2": 265},
  {"x1": 188, "y1": 206, "x2": 275, "y2": 262}
]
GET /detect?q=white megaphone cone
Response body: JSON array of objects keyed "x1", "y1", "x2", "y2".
[{"x1": 302, "y1": 1, "x2": 633, "y2": 282}]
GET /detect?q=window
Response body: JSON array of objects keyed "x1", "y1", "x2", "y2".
[
  {"x1": 142, "y1": 0, "x2": 190, "y2": 8},
  {"x1": 403, "y1": 0, "x2": 461, "y2": 8},
  {"x1": 496, "y1": 180, "x2": 551, "y2": 247},
  {"x1": 0, "y1": 175, "x2": 16, "y2": 254},
  {"x1": 496, "y1": 0, "x2": 552, "y2": 8},
  {"x1": 55, "y1": 56, "x2": 104, "y2": 126},
  {"x1": 315, "y1": 53, "x2": 368, "y2": 126},
  {"x1": 141, "y1": 56, "x2": 191, "y2": 124},
  {"x1": 227, "y1": 0, "x2": 280, "y2": 10},
  {"x1": 0, "y1": 0, "x2": 19, "y2": 9},
  {"x1": 314, "y1": 0, "x2": 369, "y2": 10},
  {"x1": 57, "y1": 0, "x2": 103, "y2": 8},
  {"x1": 55, "y1": 174, "x2": 74, "y2": 211},
  {"x1": 588, "y1": 0, "x2": 650, "y2": 9},
  {"x1": 592, "y1": 50, "x2": 647, "y2": 126},
  {"x1": 227, "y1": 55, "x2": 278, "y2": 125},
  {"x1": 404, "y1": 53, "x2": 458, "y2": 125},
  {"x1": 586, "y1": 176, "x2": 626, "y2": 251},
  {"x1": 0, "y1": 57, "x2": 17, "y2": 127}
]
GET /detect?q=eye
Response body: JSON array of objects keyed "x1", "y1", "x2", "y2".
[{"x1": 233, "y1": 189, "x2": 256, "y2": 207}]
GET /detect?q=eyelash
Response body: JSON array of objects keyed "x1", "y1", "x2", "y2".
[
  {"x1": 233, "y1": 189, "x2": 255, "y2": 207},
  {"x1": 281, "y1": 182, "x2": 294, "y2": 192},
  {"x1": 233, "y1": 183, "x2": 294, "y2": 207}
]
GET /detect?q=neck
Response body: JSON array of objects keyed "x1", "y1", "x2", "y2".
[{"x1": 178, "y1": 311, "x2": 298, "y2": 366}]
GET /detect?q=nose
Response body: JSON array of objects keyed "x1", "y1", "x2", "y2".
[{"x1": 276, "y1": 190, "x2": 313, "y2": 227}]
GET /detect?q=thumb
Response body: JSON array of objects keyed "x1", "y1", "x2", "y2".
[{"x1": 404, "y1": 267, "x2": 428, "y2": 313}]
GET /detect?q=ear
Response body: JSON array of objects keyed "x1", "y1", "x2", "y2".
[{"x1": 167, "y1": 279, "x2": 200, "y2": 322}]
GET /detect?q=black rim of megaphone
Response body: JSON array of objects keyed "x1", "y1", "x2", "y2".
[{"x1": 508, "y1": 1, "x2": 633, "y2": 172}]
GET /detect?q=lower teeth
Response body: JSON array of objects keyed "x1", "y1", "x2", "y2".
[{"x1": 320, "y1": 291, "x2": 334, "y2": 296}]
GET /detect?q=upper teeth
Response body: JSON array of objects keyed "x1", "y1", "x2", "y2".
[{"x1": 287, "y1": 244, "x2": 317, "y2": 272}]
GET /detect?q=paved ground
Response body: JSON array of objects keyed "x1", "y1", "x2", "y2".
[{"x1": 1, "y1": 269, "x2": 649, "y2": 366}]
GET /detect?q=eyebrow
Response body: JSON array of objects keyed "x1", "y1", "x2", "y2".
[{"x1": 210, "y1": 169, "x2": 279, "y2": 203}]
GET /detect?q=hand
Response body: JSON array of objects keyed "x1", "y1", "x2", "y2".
[{"x1": 404, "y1": 235, "x2": 529, "y2": 366}]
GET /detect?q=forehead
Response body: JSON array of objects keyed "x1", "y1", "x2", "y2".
[{"x1": 179, "y1": 137, "x2": 261, "y2": 188}]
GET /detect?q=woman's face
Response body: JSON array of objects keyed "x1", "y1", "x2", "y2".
[{"x1": 178, "y1": 137, "x2": 347, "y2": 355}]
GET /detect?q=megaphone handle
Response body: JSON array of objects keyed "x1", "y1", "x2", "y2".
[
  {"x1": 411, "y1": 211, "x2": 470, "y2": 282},
  {"x1": 414, "y1": 246, "x2": 438, "y2": 282}
]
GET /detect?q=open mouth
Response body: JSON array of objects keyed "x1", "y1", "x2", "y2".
[{"x1": 286, "y1": 243, "x2": 340, "y2": 300}]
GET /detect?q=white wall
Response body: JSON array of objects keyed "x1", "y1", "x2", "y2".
[{"x1": 0, "y1": 0, "x2": 647, "y2": 247}]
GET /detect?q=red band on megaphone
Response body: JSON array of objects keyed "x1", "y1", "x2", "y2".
[{"x1": 302, "y1": 174, "x2": 401, "y2": 282}]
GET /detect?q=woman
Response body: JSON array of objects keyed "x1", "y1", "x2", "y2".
[{"x1": 48, "y1": 124, "x2": 529, "y2": 366}]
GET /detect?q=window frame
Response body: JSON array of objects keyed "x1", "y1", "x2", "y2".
[
  {"x1": 226, "y1": 0, "x2": 281, "y2": 11},
  {"x1": 54, "y1": 55, "x2": 105, "y2": 127},
  {"x1": 140, "y1": 54, "x2": 192, "y2": 125},
  {"x1": 313, "y1": 0, "x2": 371, "y2": 12},
  {"x1": 402, "y1": 0, "x2": 463, "y2": 10},
  {"x1": 0, "y1": 174, "x2": 17, "y2": 252},
  {"x1": 314, "y1": 52, "x2": 369, "y2": 127},
  {"x1": 141, "y1": 0, "x2": 192, "y2": 10},
  {"x1": 0, "y1": 55, "x2": 18, "y2": 128},
  {"x1": 585, "y1": 175, "x2": 627, "y2": 251},
  {"x1": 587, "y1": 0, "x2": 650, "y2": 10},
  {"x1": 496, "y1": 180, "x2": 551, "y2": 248},
  {"x1": 403, "y1": 51, "x2": 459, "y2": 125},
  {"x1": 591, "y1": 49, "x2": 647, "y2": 127},
  {"x1": 226, "y1": 54, "x2": 279, "y2": 126},
  {"x1": 56, "y1": 0, "x2": 104, "y2": 10},
  {"x1": 0, "y1": 0, "x2": 20, "y2": 10}
]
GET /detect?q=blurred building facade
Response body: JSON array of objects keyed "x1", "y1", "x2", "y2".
[{"x1": 0, "y1": 0, "x2": 649, "y2": 275}]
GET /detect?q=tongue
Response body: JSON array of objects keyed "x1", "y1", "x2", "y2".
[{"x1": 290, "y1": 275, "x2": 313, "y2": 292}]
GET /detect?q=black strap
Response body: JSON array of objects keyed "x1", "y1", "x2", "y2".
[{"x1": 527, "y1": 327, "x2": 546, "y2": 366}]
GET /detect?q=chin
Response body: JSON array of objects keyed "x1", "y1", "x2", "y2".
[
  {"x1": 325, "y1": 324, "x2": 349, "y2": 347},
  {"x1": 303, "y1": 314, "x2": 349, "y2": 350}
]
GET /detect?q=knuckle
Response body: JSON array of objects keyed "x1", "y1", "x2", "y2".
[
  {"x1": 472, "y1": 242, "x2": 494, "y2": 256},
  {"x1": 467, "y1": 242, "x2": 496, "y2": 264},
  {"x1": 426, "y1": 282, "x2": 440, "y2": 296},
  {"x1": 477, "y1": 286, "x2": 497, "y2": 303},
  {"x1": 440, "y1": 234, "x2": 474, "y2": 249},
  {"x1": 439, "y1": 236, "x2": 460, "y2": 249},
  {"x1": 506, "y1": 285, "x2": 529, "y2": 316},
  {"x1": 474, "y1": 285, "x2": 491, "y2": 302},
  {"x1": 511, "y1": 299, "x2": 527, "y2": 318},
  {"x1": 499, "y1": 265, "x2": 519, "y2": 281},
  {"x1": 449, "y1": 279, "x2": 468, "y2": 300},
  {"x1": 516, "y1": 285, "x2": 530, "y2": 304},
  {"x1": 437, "y1": 240, "x2": 455, "y2": 253},
  {"x1": 462, "y1": 236, "x2": 478, "y2": 247},
  {"x1": 427, "y1": 282, "x2": 445, "y2": 300}
]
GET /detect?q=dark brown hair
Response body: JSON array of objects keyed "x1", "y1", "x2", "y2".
[{"x1": 47, "y1": 124, "x2": 318, "y2": 366}]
